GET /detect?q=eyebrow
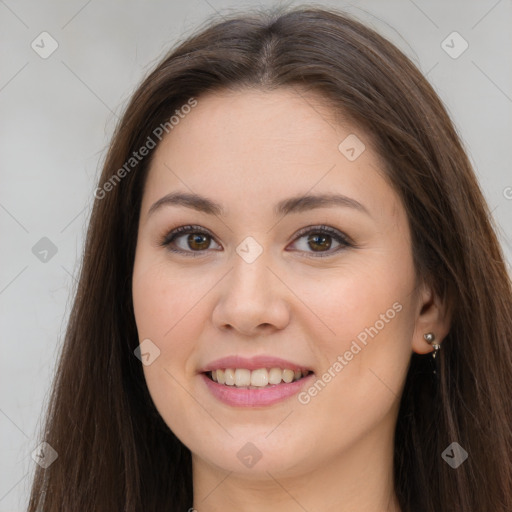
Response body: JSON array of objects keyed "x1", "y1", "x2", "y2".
[{"x1": 147, "y1": 191, "x2": 370, "y2": 218}]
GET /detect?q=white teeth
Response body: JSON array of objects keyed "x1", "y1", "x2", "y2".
[
  {"x1": 282, "y1": 369, "x2": 294, "y2": 383},
  {"x1": 250, "y1": 368, "x2": 269, "y2": 387},
  {"x1": 235, "y1": 368, "x2": 251, "y2": 387},
  {"x1": 224, "y1": 368, "x2": 235, "y2": 386},
  {"x1": 268, "y1": 367, "x2": 283, "y2": 385},
  {"x1": 210, "y1": 367, "x2": 309, "y2": 387}
]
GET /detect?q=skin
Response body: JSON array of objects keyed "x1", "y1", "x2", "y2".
[{"x1": 132, "y1": 87, "x2": 450, "y2": 512}]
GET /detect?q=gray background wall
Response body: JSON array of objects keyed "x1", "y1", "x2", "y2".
[{"x1": 1, "y1": 0, "x2": 511, "y2": 510}]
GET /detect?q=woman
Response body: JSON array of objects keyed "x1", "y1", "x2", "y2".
[{"x1": 28, "y1": 5, "x2": 512, "y2": 511}]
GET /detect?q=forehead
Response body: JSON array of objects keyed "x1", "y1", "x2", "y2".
[
  {"x1": 156, "y1": 87, "x2": 353, "y2": 164},
  {"x1": 141, "y1": 87, "x2": 401, "y2": 224}
]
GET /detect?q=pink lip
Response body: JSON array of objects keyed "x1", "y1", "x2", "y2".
[
  {"x1": 199, "y1": 355, "x2": 311, "y2": 373},
  {"x1": 200, "y1": 372, "x2": 315, "y2": 407}
]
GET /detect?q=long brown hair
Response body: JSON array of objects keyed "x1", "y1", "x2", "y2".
[{"x1": 27, "y1": 5, "x2": 512, "y2": 511}]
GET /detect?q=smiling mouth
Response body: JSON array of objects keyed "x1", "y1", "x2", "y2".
[{"x1": 205, "y1": 368, "x2": 313, "y2": 389}]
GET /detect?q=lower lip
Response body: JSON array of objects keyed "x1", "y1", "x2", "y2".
[{"x1": 201, "y1": 372, "x2": 314, "y2": 407}]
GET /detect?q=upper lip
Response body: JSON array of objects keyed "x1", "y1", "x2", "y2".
[{"x1": 199, "y1": 355, "x2": 313, "y2": 373}]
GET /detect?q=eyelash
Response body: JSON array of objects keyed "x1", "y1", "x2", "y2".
[{"x1": 159, "y1": 224, "x2": 354, "y2": 258}]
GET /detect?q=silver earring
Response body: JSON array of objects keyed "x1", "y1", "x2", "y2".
[{"x1": 424, "y1": 332, "x2": 441, "y2": 359}]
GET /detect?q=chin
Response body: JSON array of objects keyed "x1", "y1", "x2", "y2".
[{"x1": 188, "y1": 430, "x2": 316, "y2": 478}]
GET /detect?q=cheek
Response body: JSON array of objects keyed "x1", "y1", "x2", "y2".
[
  {"x1": 131, "y1": 254, "x2": 194, "y2": 379},
  {"x1": 132, "y1": 252, "x2": 200, "y2": 340},
  {"x1": 301, "y1": 252, "x2": 414, "y2": 349},
  {"x1": 132, "y1": 257, "x2": 206, "y2": 437},
  {"x1": 133, "y1": 276, "x2": 207, "y2": 398},
  {"x1": 299, "y1": 248, "x2": 415, "y2": 410},
  {"x1": 294, "y1": 299, "x2": 413, "y2": 462}
]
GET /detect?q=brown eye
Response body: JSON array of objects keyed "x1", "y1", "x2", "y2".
[
  {"x1": 185, "y1": 233, "x2": 211, "y2": 251},
  {"x1": 161, "y1": 225, "x2": 221, "y2": 256},
  {"x1": 306, "y1": 233, "x2": 333, "y2": 252},
  {"x1": 288, "y1": 225, "x2": 352, "y2": 258}
]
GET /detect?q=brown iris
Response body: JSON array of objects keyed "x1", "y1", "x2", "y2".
[
  {"x1": 307, "y1": 233, "x2": 332, "y2": 252},
  {"x1": 187, "y1": 233, "x2": 211, "y2": 251}
]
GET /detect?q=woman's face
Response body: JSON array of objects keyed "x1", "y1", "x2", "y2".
[{"x1": 132, "y1": 88, "x2": 437, "y2": 479}]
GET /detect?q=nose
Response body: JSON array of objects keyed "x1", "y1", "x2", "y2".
[{"x1": 211, "y1": 250, "x2": 291, "y2": 336}]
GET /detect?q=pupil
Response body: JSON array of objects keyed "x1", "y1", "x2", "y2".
[
  {"x1": 189, "y1": 233, "x2": 209, "y2": 250},
  {"x1": 309, "y1": 234, "x2": 330, "y2": 251}
]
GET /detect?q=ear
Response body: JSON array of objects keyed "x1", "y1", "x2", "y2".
[{"x1": 411, "y1": 281, "x2": 452, "y2": 355}]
